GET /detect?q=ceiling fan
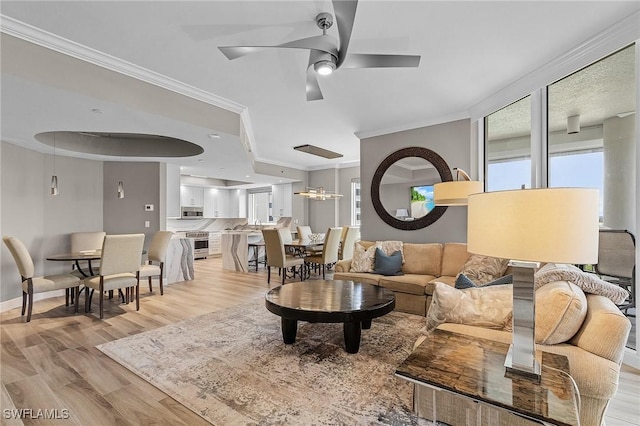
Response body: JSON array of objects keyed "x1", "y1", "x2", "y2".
[{"x1": 218, "y1": 0, "x2": 421, "y2": 101}]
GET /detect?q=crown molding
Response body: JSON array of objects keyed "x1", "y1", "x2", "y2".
[
  {"x1": 355, "y1": 111, "x2": 469, "y2": 140},
  {"x1": 468, "y1": 10, "x2": 640, "y2": 121},
  {"x1": 0, "y1": 15, "x2": 246, "y2": 115}
]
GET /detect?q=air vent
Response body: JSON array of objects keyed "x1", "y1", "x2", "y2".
[{"x1": 293, "y1": 144, "x2": 343, "y2": 159}]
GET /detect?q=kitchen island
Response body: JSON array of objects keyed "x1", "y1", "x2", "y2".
[
  {"x1": 165, "y1": 235, "x2": 195, "y2": 283},
  {"x1": 221, "y1": 230, "x2": 265, "y2": 273}
]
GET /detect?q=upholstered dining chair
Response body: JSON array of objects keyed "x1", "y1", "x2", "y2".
[
  {"x1": 262, "y1": 228, "x2": 304, "y2": 285},
  {"x1": 304, "y1": 227, "x2": 342, "y2": 279},
  {"x1": 70, "y1": 231, "x2": 106, "y2": 278},
  {"x1": 338, "y1": 226, "x2": 360, "y2": 260},
  {"x1": 3, "y1": 236, "x2": 82, "y2": 322},
  {"x1": 139, "y1": 231, "x2": 173, "y2": 295},
  {"x1": 84, "y1": 233, "x2": 145, "y2": 319},
  {"x1": 296, "y1": 225, "x2": 313, "y2": 240}
]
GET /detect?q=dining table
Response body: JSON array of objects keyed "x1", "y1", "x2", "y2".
[{"x1": 284, "y1": 239, "x2": 324, "y2": 257}]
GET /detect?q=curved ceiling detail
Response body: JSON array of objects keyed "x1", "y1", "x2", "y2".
[{"x1": 35, "y1": 131, "x2": 204, "y2": 157}]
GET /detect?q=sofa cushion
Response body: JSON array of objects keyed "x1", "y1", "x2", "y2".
[
  {"x1": 536, "y1": 281, "x2": 588, "y2": 344},
  {"x1": 379, "y1": 274, "x2": 435, "y2": 295},
  {"x1": 373, "y1": 248, "x2": 403, "y2": 276},
  {"x1": 376, "y1": 240, "x2": 404, "y2": 263},
  {"x1": 454, "y1": 273, "x2": 513, "y2": 289},
  {"x1": 426, "y1": 282, "x2": 513, "y2": 333},
  {"x1": 440, "y1": 243, "x2": 470, "y2": 277},
  {"x1": 402, "y1": 243, "x2": 442, "y2": 275},
  {"x1": 459, "y1": 254, "x2": 509, "y2": 285},
  {"x1": 350, "y1": 241, "x2": 377, "y2": 272},
  {"x1": 333, "y1": 271, "x2": 384, "y2": 286}
]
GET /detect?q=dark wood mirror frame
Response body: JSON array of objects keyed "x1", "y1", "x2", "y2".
[{"x1": 371, "y1": 147, "x2": 453, "y2": 230}]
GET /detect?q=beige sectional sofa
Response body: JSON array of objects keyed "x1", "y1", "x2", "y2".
[
  {"x1": 419, "y1": 293, "x2": 631, "y2": 426},
  {"x1": 334, "y1": 241, "x2": 471, "y2": 316}
]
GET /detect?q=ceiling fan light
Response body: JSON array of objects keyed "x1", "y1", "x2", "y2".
[{"x1": 314, "y1": 60, "x2": 336, "y2": 76}]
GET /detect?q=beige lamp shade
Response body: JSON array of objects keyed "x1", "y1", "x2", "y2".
[
  {"x1": 467, "y1": 188, "x2": 599, "y2": 264},
  {"x1": 434, "y1": 181, "x2": 484, "y2": 206}
]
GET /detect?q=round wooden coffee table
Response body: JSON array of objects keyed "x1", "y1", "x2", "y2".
[{"x1": 265, "y1": 280, "x2": 395, "y2": 353}]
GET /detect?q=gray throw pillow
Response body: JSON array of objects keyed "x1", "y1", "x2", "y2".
[
  {"x1": 374, "y1": 247, "x2": 403, "y2": 276},
  {"x1": 455, "y1": 273, "x2": 513, "y2": 289}
]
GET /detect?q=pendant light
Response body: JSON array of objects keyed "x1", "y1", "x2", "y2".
[{"x1": 50, "y1": 132, "x2": 59, "y2": 195}]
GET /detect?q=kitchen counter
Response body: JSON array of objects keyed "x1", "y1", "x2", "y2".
[
  {"x1": 165, "y1": 235, "x2": 194, "y2": 283},
  {"x1": 221, "y1": 230, "x2": 265, "y2": 273}
]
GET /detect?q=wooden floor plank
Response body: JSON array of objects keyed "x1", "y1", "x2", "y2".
[{"x1": 1, "y1": 257, "x2": 637, "y2": 425}]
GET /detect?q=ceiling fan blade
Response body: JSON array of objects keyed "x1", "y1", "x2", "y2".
[
  {"x1": 219, "y1": 35, "x2": 337, "y2": 61},
  {"x1": 340, "y1": 53, "x2": 421, "y2": 69},
  {"x1": 306, "y1": 52, "x2": 324, "y2": 101},
  {"x1": 332, "y1": 0, "x2": 358, "y2": 67}
]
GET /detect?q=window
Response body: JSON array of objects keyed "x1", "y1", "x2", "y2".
[
  {"x1": 351, "y1": 180, "x2": 361, "y2": 226},
  {"x1": 548, "y1": 44, "x2": 635, "y2": 227},
  {"x1": 485, "y1": 96, "x2": 532, "y2": 191},
  {"x1": 248, "y1": 189, "x2": 272, "y2": 224}
]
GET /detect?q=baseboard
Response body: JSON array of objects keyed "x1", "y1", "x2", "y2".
[{"x1": 0, "y1": 290, "x2": 66, "y2": 313}]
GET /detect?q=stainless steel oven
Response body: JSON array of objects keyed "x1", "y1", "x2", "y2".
[{"x1": 186, "y1": 231, "x2": 209, "y2": 259}]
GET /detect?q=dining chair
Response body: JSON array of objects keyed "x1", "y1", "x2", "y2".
[
  {"x1": 139, "y1": 231, "x2": 173, "y2": 295},
  {"x1": 84, "y1": 234, "x2": 145, "y2": 319},
  {"x1": 595, "y1": 229, "x2": 636, "y2": 315},
  {"x1": 70, "y1": 231, "x2": 106, "y2": 278},
  {"x1": 296, "y1": 226, "x2": 313, "y2": 240},
  {"x1": 262, "y1": 228, "x2": 304, "y2": 285},
  {"x1": 339, "y1": 226, "x2": 360, "y2": 260},
  {"x1": 304, "y1": 227, "x2": 342, "y2": 279},
  {"x1": 3, "y1": 236, "x2": 82, "y2": 322}
]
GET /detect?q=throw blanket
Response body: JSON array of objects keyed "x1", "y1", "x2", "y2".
[{"x1": 534, "y1": 263, "x2": 629, "y2": 305}]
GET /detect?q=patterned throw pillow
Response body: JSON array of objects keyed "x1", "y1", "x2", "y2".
[
  {"x1": 373, "y1": 248, "x2": 403, "y2": 276},
  {"x1": 458, "y1": 254, "x2": 509, "y2": 285},
  {"x1": 375, "y1": 240, "x2": 404, "y2": 263},
  {"x1": 426, "y1": 282, "x2": 513, "y2": 333},
  {"x1": 349, "y1": 242, "x2": 377, "y2": 273},
  {"x1": 454, "y1": 273, "x2": 513, "y2": 289}
]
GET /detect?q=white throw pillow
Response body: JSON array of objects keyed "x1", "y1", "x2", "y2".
[{"x1": 349, "y1": 242, "x2": 377, "y2": 273}]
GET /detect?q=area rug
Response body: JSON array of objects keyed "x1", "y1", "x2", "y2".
[{"x1": 97, "y1": 298, "x2": 431, "y2": 425}]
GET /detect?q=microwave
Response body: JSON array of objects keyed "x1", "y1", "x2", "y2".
[{"x1": 182, "y1": 206, "x2": 203, "y2": 218}]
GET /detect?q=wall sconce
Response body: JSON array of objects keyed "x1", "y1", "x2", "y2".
[
  {"x1": 117, "y1": 181, "x2": 125, "y2": 199},
  {"x1": 433, "y1": 168, "x2": 483, "y2": 206}
]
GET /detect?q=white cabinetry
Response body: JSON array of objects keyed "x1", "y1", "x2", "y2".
[
  {"x1": 209, "y1": 232, "x2": 221, "y2": 255},
  {"x1": 181, "y1": 185, "x2": 204, "y2": 207},
  {"x1": 166, "y1": 164, "x2": 181, "y2": 218},
  {"x1": 204, "y1": 188, "x2": 231, "y2": 218},
  {"x1": 272, "y1": 183, "x2": 292, "y2": 219}
]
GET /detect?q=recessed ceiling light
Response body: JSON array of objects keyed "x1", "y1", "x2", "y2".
[
  {"x1": 245, "y1": 175, "x2": 250, "y2": 178},
  {"x1": 208, "y1": 133, "x2": 221, "y2": 139}
]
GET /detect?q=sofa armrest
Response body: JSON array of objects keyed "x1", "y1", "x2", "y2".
[{"x1": 335, "y1": 259, "x2": 351, "y2": 273}]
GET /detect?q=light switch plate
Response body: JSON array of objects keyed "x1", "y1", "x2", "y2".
[
  {"x1": 144, "y1": 221, "x2": 150, "y2": 228},
  {"x1": 145, "y1": 204, "x2": 154, "y2": 211}
]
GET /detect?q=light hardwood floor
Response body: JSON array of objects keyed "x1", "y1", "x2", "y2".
[{"x1": 1, "y1": 257, "x2": 638, "y2": 425}]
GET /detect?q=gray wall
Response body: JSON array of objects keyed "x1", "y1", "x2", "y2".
[
  {"x1": 1, "y1": 142, "x2": 103, "y2": 302},
  {"x1": 103, "y1": 162, "x2": 161, "y2": 250},
  {"x1": 360, "y1": 118, "x2": 471, "y2": 243},
  {"x1": 338, "y1": 166, "x2": 360, "y2": 228}
]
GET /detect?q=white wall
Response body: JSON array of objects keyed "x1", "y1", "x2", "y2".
[
  {"x1": 360, "y1": 119, "x2": 471, "y2": 243},
  {"x1": 1, "y1": 142, "x2": 103, "y2": 302}
]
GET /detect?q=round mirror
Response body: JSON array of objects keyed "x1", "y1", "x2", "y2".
[{"x1": 371, "y1": 147, "x2": 453, "y2": 230}]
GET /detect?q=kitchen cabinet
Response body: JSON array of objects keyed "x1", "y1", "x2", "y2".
[
  {"x1": 181, "y1": 185, "x2": 204, "y2": 207},
  {"x1": 204, "y1": 188, "x2": 230, "y2": 218},
  {"x1": 166, "y1": 164, "x2": 181, "y2": 218},
  {"x1": 209, "y1": 232, "x2": 221, "y2": 255},
  {"x1": 272, "y1": 183, "x2": 292, "y2": 218}
]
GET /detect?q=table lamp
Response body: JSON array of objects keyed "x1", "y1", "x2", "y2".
[
  {"x1": 434, "y1": 168, "x2": 483, "y2": 206},
  {"x1": 395, "y1": 209, "x2": 410, "y2": 220},
  {"x1": 467, "y1": 188, "x2": 599, "y2": 378}
]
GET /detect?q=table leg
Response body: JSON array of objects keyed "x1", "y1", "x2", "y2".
[
  {"x1": 344, "y1": 320, "x2": 362, "y2": 353},
  {"x1": 362, "y1": 319, "x2": 372, "y2": 330},
  {"x1": 281, "y1": 317, "x2": 298, "y2": 344}
]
